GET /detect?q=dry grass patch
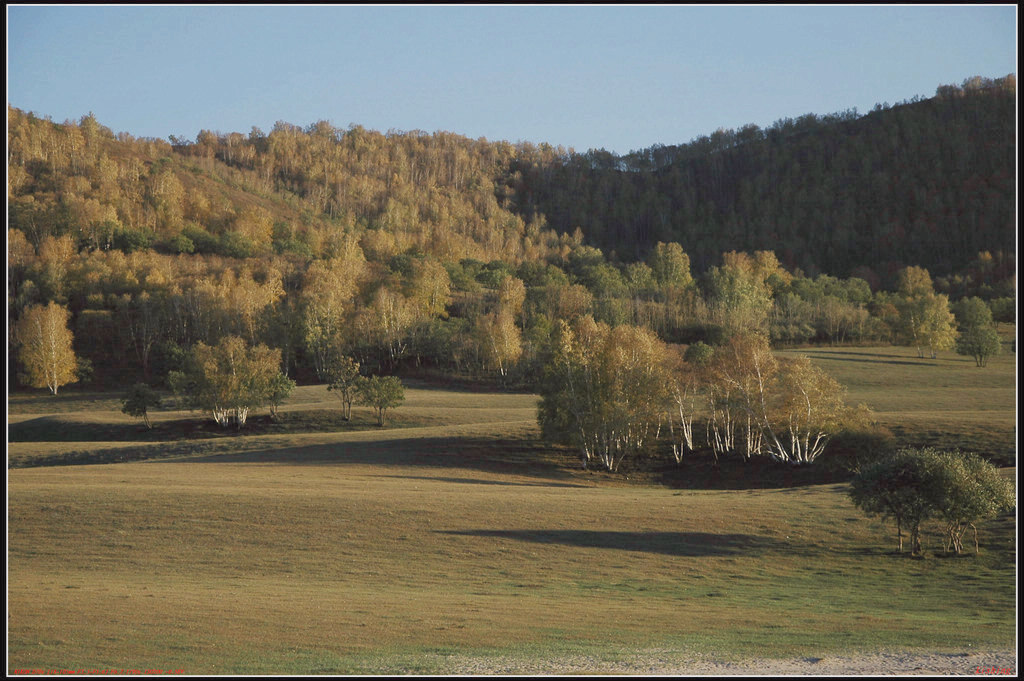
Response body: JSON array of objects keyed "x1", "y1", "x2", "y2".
[
  {"x1": 8, "y1": 449, "x2": 1016, "y2": 674},
  {"x1": 780, "y1": 345, "x2": 1016, "y2": 463},
  {"x1": 7, "y1": 346, "x2": 1017, "y2": 673}
]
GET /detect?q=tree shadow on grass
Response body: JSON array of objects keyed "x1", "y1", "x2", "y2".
[
  {"x1": 437, "y1": 529, "x2": 801, "y2": 557},
  {"x1": 380, "y1": 474, "x2": 589, "y2": 489},
  {"x1": 6, "y1": 411, "x2": 439, "y2": 444},
  {"x1": 801, "y1": 352, "x2": 934, "y2": 367}
]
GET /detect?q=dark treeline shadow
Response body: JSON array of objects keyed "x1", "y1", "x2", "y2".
[{"x1": 437, "y1": 529, "x2": 806, "y2": 557}]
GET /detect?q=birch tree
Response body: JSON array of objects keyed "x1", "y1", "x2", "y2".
[
  {"x1": 704, "y1": 252, "x2": 773, "y2": 335},
  {"x1": 538, "y1": 316, "x2": 672, "y2": 472},
  {"x1": 15, "y1": 301, "x2": 79, "y2": 395},
  {"x1": 668, "y1": 342, "x2": 713, "y2": 464},
  {"x1": 710, "y1": 333, "x2": 863, "y2": 465},
  {"x1": 302, "y1": 254, "x2": 365, "y2": 378},
  {"x1": 356, "y1": 286, "x2": 416, "y2": 370},
  {"x1": 475, "y1": 310, "x2": 522, "y2": 379},
  {"x1": 169, "y1": 336, "x2": 284, "y2": 429},
  {"x1": 897, "y1": 293, "x2": 957, "y2": 359},
  {"x1": 326, "y1": 355, "x2": 361, "y2": 420}
]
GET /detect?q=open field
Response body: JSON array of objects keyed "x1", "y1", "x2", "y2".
[
  {"x1": 7, "y1": 345, "x2": 1017, "y2": 674},
  {"x1": 781, "y1": 343, "x2": 1017, "y2": 465}
]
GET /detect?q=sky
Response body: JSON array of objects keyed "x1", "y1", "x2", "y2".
[{"x1": 6, "y1": 4, "x2": 1018, "y2": 156}]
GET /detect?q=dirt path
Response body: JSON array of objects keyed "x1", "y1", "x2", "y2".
[{"x1": 431, "y1": 649, "x2": 1016, "y2": 676}]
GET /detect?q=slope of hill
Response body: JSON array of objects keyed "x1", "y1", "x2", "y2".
[
  {"x1": 511, "y1": 75, "x2": 1016, "y2": 282},
  {"x1": 8, "y1": 74, "x2": 1015, "y2": 284}
]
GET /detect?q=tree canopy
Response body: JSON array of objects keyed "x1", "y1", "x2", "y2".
[
  {"x1": 850, "y1": 448, "x2": 1014, "y2": 555},
  {"x1": 169, "y1": 335, "x2": 285, "y2": 429}
]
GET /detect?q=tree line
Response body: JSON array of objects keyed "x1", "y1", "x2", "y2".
[{"x1": 11, "y1": 223, "x2": 1008, "y2": 390}]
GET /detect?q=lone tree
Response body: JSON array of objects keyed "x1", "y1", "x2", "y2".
[
  {"x1": 121, "y1": 383, "x2": 162, "y2": 429},
  {"x1": 15, "y1": 301, "x2": 78, "y2": 395},
  {"x1": 265, "y1": 372, "x2": 296, "y2": 420},
  {"x1": 894, "y1": 266, "x2": 959, "y2": 359},
  {"x1": 955, "y1": 324, "x2": 1002, "y2": 367},
  {"x1": 849, "y1": 448, "x2": 1014, "y2": 556},
  {"x1": 931, "y1": 452, "x2": 1015, "y2": 554},
  {"x1": 326, "y1": 355, "x2": 361, "y2": 420},
  {"x1": 849, "y1": 448, "x2": 944, "y2": 555},
  {"x1": 357, "y1": 375, "x2": 405, "y2": 427},
  {"x1": 953, "y1": 297, "x2": 1002, "y2": 367}
]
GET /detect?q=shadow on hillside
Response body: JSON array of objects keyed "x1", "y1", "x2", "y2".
[
  {"x1": 153, "y1": 434, "x2": 584, "y2": 485},
  {"x1": 380, "y1": 474, "x2": 589, "y2": 489},
  {"x1": 8, "y1": 415, "x2": 164, "y2": 443},
  {"x1": 801, "y1": 352, "x2": 934, "y2": 367},
  {"x1": 7, "y1": 411, "x2": 440, "y2": 444},
  {"x1": 436, "y1": 529, "x2": 801, "y2": 557}
]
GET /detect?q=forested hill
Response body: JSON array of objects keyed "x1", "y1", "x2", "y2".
[
  {"x1": 511, "y1": 75, "x2": 1016, "y2": 283},
  {"x1": 7, "y1": 74, "x2": 1016, "y2": 287}
]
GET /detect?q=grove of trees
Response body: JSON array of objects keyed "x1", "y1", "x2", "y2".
[
  {"x1": 538, "y1": 317, "x2": 869, "y2": 472},
  {"x1": 168, "y1": 335, "x2": 290, "y2": 429}
]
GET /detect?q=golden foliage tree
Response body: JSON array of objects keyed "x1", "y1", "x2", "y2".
[
  {"x1": 15, "y1": 301, "x2": 78, "y2": 394},
  {"x1": 301, "y1": 253, "x2": 366, "y2": 378},
  {"x1": 538, "y1": 316, "x2": 673, "y2": 471},
  {"x1": 169, "y1": 335, "x2": 284, "y2": 429},
  {"x1": 475, "y1": 310, "x2": 523, "y2": 379},
  {"x1": 708, "y1": 333, "x2": 867, "y2": 465},
  {"x1": 897, "y1": 293, "x2": 958, "y2": 359}
]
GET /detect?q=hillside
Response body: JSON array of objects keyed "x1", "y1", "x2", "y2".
[
  {"x1": 6, "y1": 75, "x2": 1016, "y2": 390},
  {"x1": 8, "y1": 74, "x2": 1016, "y2": 283},
  {"x1": 513, "y1": 75, "x2": 1016, "y2": 282}
]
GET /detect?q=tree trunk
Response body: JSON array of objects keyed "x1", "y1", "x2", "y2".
[{"x1": 911, "y1": 523, "x2": 923, "y2": 556}]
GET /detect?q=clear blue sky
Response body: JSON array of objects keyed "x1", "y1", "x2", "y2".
[{"x1": 7, "y1": 4, "x2": 1018, "y2": 155}]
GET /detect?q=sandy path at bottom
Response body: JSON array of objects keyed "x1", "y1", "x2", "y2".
[{"x1": 431, "y1": 649, "x2": 1016, "y2": 676}]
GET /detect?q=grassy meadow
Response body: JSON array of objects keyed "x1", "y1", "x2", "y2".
[
  {"x1": 781, "y1": 340, "x2": 1017, "y2": 465},
  {"x1": 7, "y1": 344, "x2": 1017, "y2": 674}
]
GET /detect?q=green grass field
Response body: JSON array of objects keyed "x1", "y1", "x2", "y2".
[{"x1": 7, "y1": 344, "x2": 1017, "y2": 674}]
